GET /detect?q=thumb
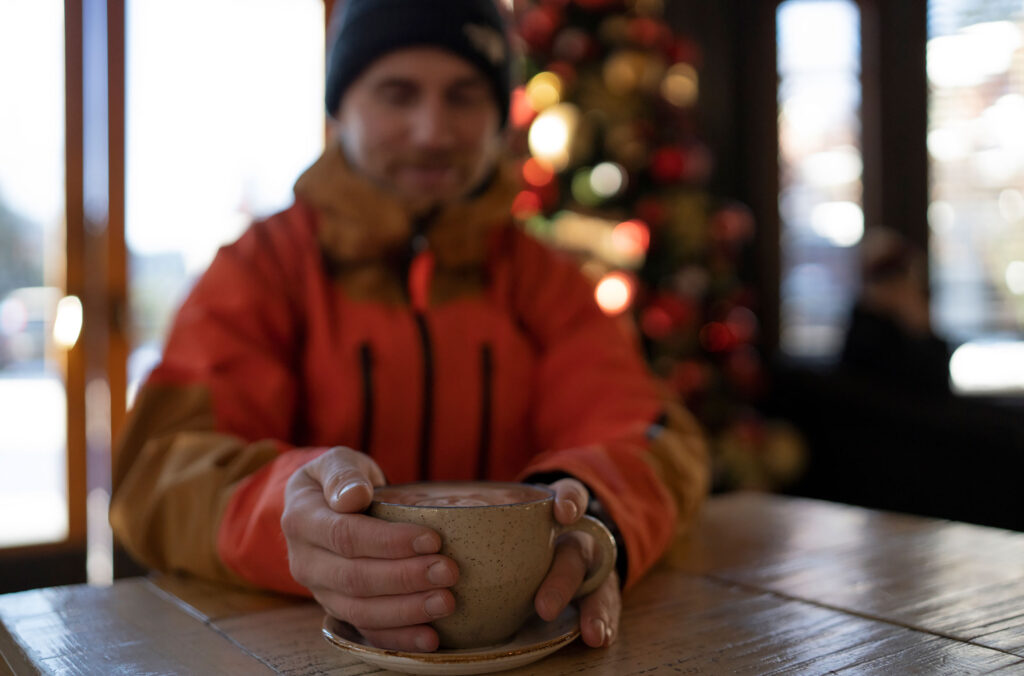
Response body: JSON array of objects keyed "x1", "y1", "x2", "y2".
[{"x1": 306, "y1": 446, "x2": 386, "y2": 513}]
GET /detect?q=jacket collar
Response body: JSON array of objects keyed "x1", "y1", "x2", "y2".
[{"x1": 293, "y1": 141, "x2": 518, "y2": 269}]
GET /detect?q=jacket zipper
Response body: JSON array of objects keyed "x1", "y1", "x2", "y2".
[
  {"x1": 476, "y1": 344, "x2": 493, "y2": 480},
  {"x1": 358, "y1": 342, "x2": 374, "y2": 455},
  {"x1": 414, "y1": 313, "x2": 434, "y2": 480}
]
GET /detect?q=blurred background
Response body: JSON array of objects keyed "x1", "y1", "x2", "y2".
[{"x1": 2, "y1": 0, "x2": 1022, "y2": 592}]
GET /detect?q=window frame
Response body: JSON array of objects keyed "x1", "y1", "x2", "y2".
[
  {"x1": 731, "y1": 0, "x2": 929, "y2": 359},
  {"x1": 1, "y1": 0, "x2": 335, "y2": 592}
]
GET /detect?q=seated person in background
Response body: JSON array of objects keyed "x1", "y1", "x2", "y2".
[
  {"x1": 840, "y1": 227, "x2": 952, "y2": 395},
  {"x1": 110, "y1": 0, "x2": 708, "y2": 654}
]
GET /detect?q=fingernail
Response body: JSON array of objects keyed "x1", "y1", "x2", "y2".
[
  {"x1": 427, "y1": 561, "x2": 455, "y2": 586},
  {"x1": 414, "y1": 633, "x2": 435, "y2": 652},
  {"x1": 334, "y1": 481, "x2": 367, "y2": 504},
  {"x1": 413, "y1": 533, "x2": 439, "y2": 554},
  {"x1": 563, "y1": 501, "x2": 579, "y2": 521},
  {"x1": 591, "y1": 618, "x2": 607, "y2": 645},
  {"x1": 605, "y1": 624, "x2": 614, "y2": 646},
  {"x1": 425, "y1": 592, "x2": 451, "y2": 618}
]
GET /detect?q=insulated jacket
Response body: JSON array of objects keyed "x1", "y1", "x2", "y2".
[{"x1": 110, "y1": 143, "x2": 709, "y2": 596}]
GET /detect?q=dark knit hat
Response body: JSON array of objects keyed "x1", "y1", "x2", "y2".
[{"x1": 325, "y1": 0, "x2": 512, "y2": 126}]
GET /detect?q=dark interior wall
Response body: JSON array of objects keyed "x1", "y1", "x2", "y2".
[
  {"x1": 664, "y1": 0, "x2": 741, "y2": 199},
  {"x1": 861, "y1": 0, "x2": 929, "y2": 249},
  {"x1": 666, "y1": 0, "x2": 781, "y2": 352}
]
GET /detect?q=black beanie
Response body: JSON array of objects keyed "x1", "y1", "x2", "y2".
[{"x1": 325, "y1": 0, "x2": 511, "y2": 127}]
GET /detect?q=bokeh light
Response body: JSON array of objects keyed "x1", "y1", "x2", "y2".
[
  {"x1": 53, "y1": 295, "x2": 83, "y2": 349},
  {"x1": 528, "y1": 103, "x2": 579, "y2": 170},
  {"x1": 511, "y1": 190, "x2": 542, "y2": 219},
  {"x1": 571, "y1": 168, "x2": 602, "y2": 207},
  {"x1": 521, "y1": 157, "x2": 555, "y2": 189},
  {"x1": 595, "y1": 272, "x2": 635, "y2": 315},
  {"x1": 661, "y1": 62, "x2": 699, "y2": 107},
  {"x1": 590, "y1": 161, "x2": 627, "y2": 198},
  {"x1": 611, "y1": 219, "x2": 650, "y2": 258},
  {"x1": 510, "y1": 86, "x2": 536, "y2": 129},
  {"x1": 525, "y1": 71, "x2": 564, "y2": 112},
  {"x1": 603, "y1": 50, "x2": 645, "y2": 95}
]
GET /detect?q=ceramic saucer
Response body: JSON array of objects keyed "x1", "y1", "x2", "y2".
[{"x1": 321, "y1": 606, "x2": 580, "y2": 675}]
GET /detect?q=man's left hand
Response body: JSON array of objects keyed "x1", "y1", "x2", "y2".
[{"x1": 533, "y1": 478, "x2": 620, "y2": 648}]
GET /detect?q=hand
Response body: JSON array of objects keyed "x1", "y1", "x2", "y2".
[
  {"x1": 533, "y1": 478, "x2": 621, "y2": 648},
  {"x1": 281, "y1": 447, "x2": 459, "y2": 652}
]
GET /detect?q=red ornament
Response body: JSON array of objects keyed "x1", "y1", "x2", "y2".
[
  {"x1": 510, "y1": 86, "x2": 537, "y2": 129},
  {"x1": 641, "y1": 293, "x2": 698, "y2": 340},
  {"x1": 641, "y1": 306, "x2": 674, "y2": 339},
  {"x1": 519, "y1": 6, "x2": 562, "y2": 50},
  {"x1": 650, "y1": 146, "x2": 687, "y2": 183},
  {"x1": 710, "y1": 203, "x2": 756, "y2": 247},
  {"x1": 666, "y1": 37, "x2": 702, "y2": 67},
  {"x1": 511, "y1": 190, "x2": 543, "y2": 219},
  {"x1": 612, "y1": 219, "x2": 651, "y2": 257},
  {"x1": 627, "y1": 17, "x2": 670, "y2": 48},
  {"x1": 521, "y1": 157, "x2": 555, "y2": 188},
  {"x1": 699, "y1": 321, "x2": 737, "y2": 353},
  {"x1": 552, "y1": 27, "x2": 594, "y2": 63},
  {"x1": 725, "y1": 306, "x2": 759, "y2": 344},
  {"x1": 682, "y1": 144, "x2": 714, "y2": 184},
  {"x1": 574, "y1": 0, "x2": 621, "y2": 11}
]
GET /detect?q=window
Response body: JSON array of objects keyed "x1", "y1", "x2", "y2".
[
  {"x1": 0, "y1": 0, "x2": 70, "y2": 548},
  {"x1": 125, "y1": 0, "x2": 325, "y2": 401},
  {"x1": 776, "y1": 0, "x2": 864, "y2": 360},
  {"x1": 1, "y1": 0, "x2": 327, "y2": 588},
  {"x1": 928, "y1": 0, "x2": 1024, "y2": 394}
]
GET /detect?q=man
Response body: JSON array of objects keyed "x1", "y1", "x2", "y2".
[{"x1": 110, "y1": 0, "x2": 708, "y2": 654}]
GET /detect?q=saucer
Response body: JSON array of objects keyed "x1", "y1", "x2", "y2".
[{"x1": 321, "y1": 606, "x2": 580, "y2": 675}]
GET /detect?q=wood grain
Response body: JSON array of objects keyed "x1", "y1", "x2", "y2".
[
  {"x1": 0, "y1": 579, "x2": 272, "y2": 674},
  {"x1": 674, "y1": 493, "x2": 1024, "y2": 658},
  {"x1": 3, "y1": 493, "x2": 1024, "y2": 674}
]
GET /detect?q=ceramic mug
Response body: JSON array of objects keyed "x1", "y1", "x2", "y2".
[{"x1": 369, "y1": 481, "x2": 617, "y2": 649}]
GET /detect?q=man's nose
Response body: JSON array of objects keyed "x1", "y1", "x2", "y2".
[{"x1": 409, "y1": 98, "x2": 456, "y2": 148}]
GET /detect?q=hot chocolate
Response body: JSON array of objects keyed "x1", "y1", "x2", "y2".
[
  {"x1": 373, "y1": 482, "x2": 549, "y2": 508},
  {"x1": 369, "y1": 480, "x2": 617, "y2": 649}
]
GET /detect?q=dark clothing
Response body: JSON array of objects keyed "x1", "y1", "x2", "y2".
[{"x1": 840, "y1": 303, "x2": 952, "y2": 396}]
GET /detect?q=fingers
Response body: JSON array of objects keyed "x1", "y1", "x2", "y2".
[
  {"x1": 316, "y1": 587, "x2": 455, "y2": 631},
  {"x1": 534, "y1": 531, "x2": 592, "y2": 621},
  {"x1": 291, "y1": 546, "x2": 458, "y2": 597},
  {"x1": 360, "y1": 625, "x2": 441, "y2": 653},
  {"x1": 306, "y1": 446, "x2": 387, "y2": 513},
  {"x1": 549, "y1": 478, "x2": 589, "y2": 525},
  {"x1": 578, "y1": 571, "x2": 621, "y2": 648},
  {"x1": 282, "y1": 507, "x2": 441, "y2": 559}
]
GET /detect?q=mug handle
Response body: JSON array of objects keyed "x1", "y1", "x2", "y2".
[{"x1": 555, "y1": 514, "x2": 618, "y2": 599}]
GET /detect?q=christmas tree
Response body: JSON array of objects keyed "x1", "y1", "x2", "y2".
[{"x1": 508, "y1": 0, "x2": 806, "y2": 491}]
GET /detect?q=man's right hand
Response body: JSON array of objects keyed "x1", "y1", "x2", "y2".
[{"x1": 281, "y1": 447, "x2": 458, "y2": 652}]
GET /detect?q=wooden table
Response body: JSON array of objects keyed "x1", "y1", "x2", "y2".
[{"x1": 3, "y1": 492, "x2": 1024, "y2": 674}]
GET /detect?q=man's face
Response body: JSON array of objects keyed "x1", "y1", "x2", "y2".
[{"x1": 334, "y1": 47, "x2": 503, "y2": 216}]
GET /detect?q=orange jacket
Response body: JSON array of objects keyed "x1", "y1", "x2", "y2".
[{"x1": 110, "y1": 145, "x2": 709, "y2": 595}]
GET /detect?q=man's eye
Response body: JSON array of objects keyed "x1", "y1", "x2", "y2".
[
  {"x1": 450, "y1": 88, "x2": 490, "y2": 107},
  {"x1": 378, "y1": 87, "x2": 417, "y2": 106}
]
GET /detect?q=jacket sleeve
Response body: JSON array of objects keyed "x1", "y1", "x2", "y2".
[
  {"x1": 110, "y1": 217, "x2": 321, "y2": 595},
  {"x1": 509, "y1": 232, "x2": 710, "y2": 589}
]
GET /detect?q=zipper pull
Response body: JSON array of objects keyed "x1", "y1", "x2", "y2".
[{"x1": 408, "y1": 247, "x2": 435, "y2": 313}]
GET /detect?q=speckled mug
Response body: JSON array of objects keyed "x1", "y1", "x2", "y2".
[{"x1": 369, "y1": 481, "x2": 617, "y2": 650}]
